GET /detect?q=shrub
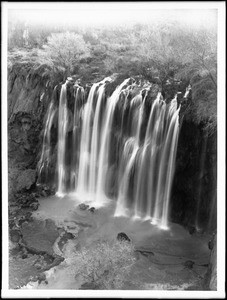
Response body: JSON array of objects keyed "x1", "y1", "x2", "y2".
[
  {"x1": 66, "y1": 240, "x2": 136, "y2": 289},
  {"x1": 39, "y1": 32, "x2": 91, "y2": 80}
]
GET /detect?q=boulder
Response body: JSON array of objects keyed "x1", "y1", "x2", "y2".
[
  {"x1": 16, "y1": 169, "x2": 36, "y2": 191},
  {"x1": 30, "y1": 202, "x2": 39, "y2": 211},
  {"x1": 89, "y1": 207, "x2": 95, "y2": 213},
  {"x1": 183, "y1": 260, "x2": 195, "y2": 269},
  {"x1": 208, "y1": 233, "x2": 216, "y2": 250},
  {"x1": 9, "y1": 229, "x2": 21, "y2": 243},
  {"x1": 78, "y1": 203, "x2": 89, "y2": 210},
  {"x1": 117, "y1": 232, "x2": 131, "y2": 242},
  {"x1": 21, "y1": 219, "x2": 59, "y2": 255},
  {"x1": 37, "y1": 272, "x2": 46, "y2": 284}
]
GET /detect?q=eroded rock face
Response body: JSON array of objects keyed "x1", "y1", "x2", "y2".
[
  {"x1": 8, "y1": 63, "x2": 53, "y2": 121},
  {"x1": 208, "y1": 235, "x2": 217, "y2": 290},
  {"x1": 8, "y1": 113, "x2": 40, "y2": 168},
  {"x1": 15, "y1": 169, "x2": 36, "y2": 191},
  {"x1": 203, "y1": 234, "x2": 217, "y2": 290},
  {"x1": 171, "y1": 120, "x2": 217, "y2": 231},
  {"x1": 7, "y1": 65, "x2": 217, "y2": 233},
  {"x1": 8, "y1": 63, "x2": 55, "y2": 204}
]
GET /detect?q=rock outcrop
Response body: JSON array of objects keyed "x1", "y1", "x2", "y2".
[
  {"x1": 203, "y1": 234, "x2": 217, "y2": 290},
  {"x1": 8, "y1": 62, "x2": 56, "y2": 207},
  {"x1": 208, "y1": 234, "x2": 217, "y2": 290},
  {"x1": 117, "y1": 232, "x2": 131, "y2": 242}
]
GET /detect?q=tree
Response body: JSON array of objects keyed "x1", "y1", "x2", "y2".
[
  {"x1": 175, "y1": 28, "x2": 217, "y2": 134},
  {"x1": 8, "y1": 20, "x2": 217, "y2": 133},
  {"x1": 66, "y1": 240, "x2": 136, "y2": 289},
  {"x1": 8, "y1": 20, "x2": 27, "y2": 50},
  {"x1": 39, "y1": 31, "x2": 91, "y2": 80}
]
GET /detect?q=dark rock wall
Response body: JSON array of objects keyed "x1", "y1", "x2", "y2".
[
  {"x1": 7, "y1": 67, "x2": 217, "y2": 233},
  {"x1": 171, "y1": 120, "x2": 217, "y2": 232},
  {"x1": 8, "y1": 63, "x2": 53, "y2": 198}
]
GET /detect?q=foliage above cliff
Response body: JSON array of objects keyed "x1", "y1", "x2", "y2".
[
  {"x1": 8, "y1": 20, "x2": 217, "y2": 133},
  {"x1": 38, "y1": 32, "x2": 91, "y2": 79}
]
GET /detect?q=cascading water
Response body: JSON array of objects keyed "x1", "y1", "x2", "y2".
[
  {"x1": 76, "y1": 82, "x2": 99, "y2": 196},
  {"x1": 115, "y1": 91, "x2": 144, "y2": 218},
  {"x1": 37, "y1": 101, "x2": 57, "y2": 185},
  {"x1": 70, "y1": 85, "x2": 85, "y2": 188},
  {"x1": 133, "y1": 93, "x2": 164, "y2": 220},
  {"x1": 114, "y1": 91, "x2": 180, "y2": 228},
  {"x1": 95, "y1": 78, "x2": 130, "y2": 205},
  {"x1": 56, "y1": 82, "x2": 68, "y2": 197},
  {"x1": 38, "y1": 76, "x2": 181, "y2": 229},
  {"x1": 150, "y1": 96, "x2": 180, "y2": 228},
  {"x1": 75, "y1": 77, "x2": 115, "y2": 205},
  {"x1": 88, "y1": 84, "x2": 105, "y2": 195}
]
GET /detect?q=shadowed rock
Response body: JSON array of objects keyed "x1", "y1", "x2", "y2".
[
  {"x1": 21, "y1": 218, "x2": 59, "y2": 255},
  {"x1": 89, "y1": 207, "x2": 95, "y2": 213},
  {"x1": 183, "y1": 260, "x2": 195, "y2": 269},
  {"x1": 78, "y1": 203, "x2": 89, "y2": 210},
  {"x1": 117, "y1": 232, "x2": 131, "y2": 242}
]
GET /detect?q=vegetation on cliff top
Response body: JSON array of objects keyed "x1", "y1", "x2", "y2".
[{"x1": 8, "y1": 20, "x2": 217, "y2": 134}]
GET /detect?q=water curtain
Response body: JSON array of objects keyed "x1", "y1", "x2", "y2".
[{"x1": 38, "y1": 78, "x2": 180, "y2": 228}]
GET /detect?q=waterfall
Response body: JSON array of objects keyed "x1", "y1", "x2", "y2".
[
  {"x1": 75, "y1": 77, "x2": 115, "y2": 205},
  {"x1": 159, "y1": 106, "x2": 180, "y2": 228},
  {"x1": 114, "y1": 91, "x2": 143, "y2": 217},
  {"x1": 134, "y1": 93, "x2": 163, "y2": 220},
  {"x1": 56, "y1": 82, "x2": 68, "y2": 197},
  {"x1": 114, "y1": 91, "x2": 180, "y2": 228},
  {"x1": 89, "y1": 84, "x2": 105, "y2": 194},
  {"x1": 71, "y1": 86, "x2": 85, "y2": 188},
  {"x1": 37, "y1": 100, "x2": 57, "y2": 185},
  {"x1": 41, "y1": 77, "x2": 181, "y2": 228},
  {"x1": 76, "y1": 82, "x2": 99, "y2": 195},
  {"x1": 152, "y1": 96, "x2": 180, "y2": 228},
  {"x1": 95, "y1": 78, "x2": 130, "y2": 205}
]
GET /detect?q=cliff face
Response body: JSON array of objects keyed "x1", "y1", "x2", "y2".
[
  {"x1": 8, "y1": 63, "x2": 53, "y2": 198},
  {"x1": 171, "y1": 120, "x2": 217, "y2": 232},
  {"x1": 7, "y1": 64, "x2": 217, "y2": 233},
  {"x1": 7, "y1": 65, "x2": 217, "y2": 290}
]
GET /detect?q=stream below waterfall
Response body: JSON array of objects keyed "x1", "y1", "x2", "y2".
[{"x1": 20, "y1": 195, "x2": 211, "y2": 290}]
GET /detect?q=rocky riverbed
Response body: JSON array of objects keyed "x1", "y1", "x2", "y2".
[{"x1": 8, "y1": 193, "x2": 215, "y2": 290}]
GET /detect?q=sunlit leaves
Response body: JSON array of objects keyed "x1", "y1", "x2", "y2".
[
  {"x1": 66, "y1": 240, "x2": 135, "y2": 289},
  {"x1": 8, "y1": 21, "x2": 217, "y2": 133},
  {"x1": 38, "y1": 32, "x2": 91, "y2": 78}
]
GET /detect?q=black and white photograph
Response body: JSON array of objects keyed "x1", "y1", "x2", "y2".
[{"x1": 1, "y1": 1, "x2": 225, "y2": 298}]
